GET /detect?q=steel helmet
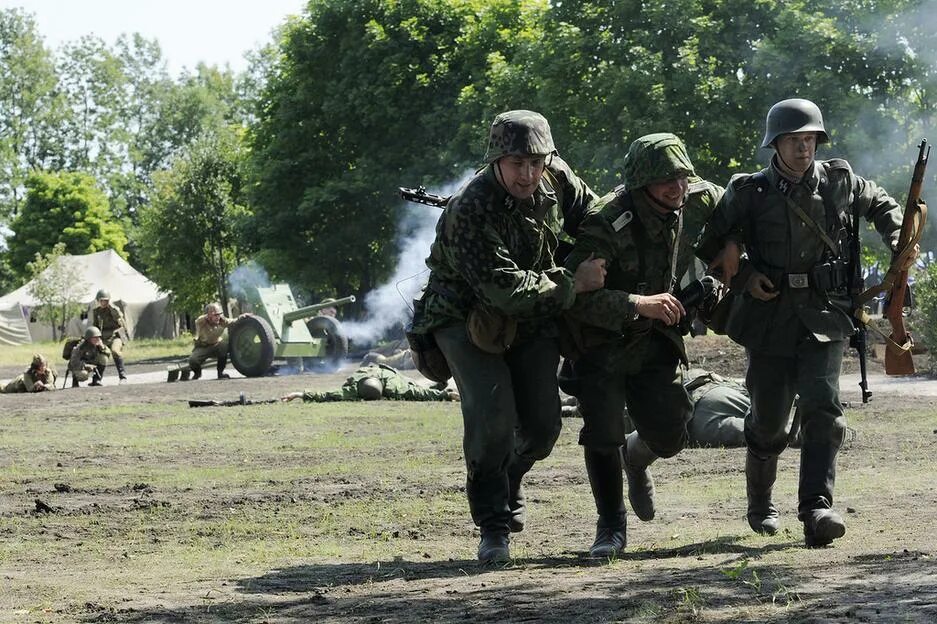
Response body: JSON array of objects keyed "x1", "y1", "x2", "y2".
[
  {"x1": 761, "y1": 98, "x2": 830, "y2": 148},
  {"x1": 84, "y1": 326, "x2": 102, "y2": 339},
  {"x1": 357, "y1": 377, "x2": 383, "y2": 401},
  {"x1": 484, "y1": 110, "x2": 557, "y2": 163},
  {"x1": 95, "y1": 289, "x2": 111, "y2": 301},
  {"x1": 622, "y1": 133, "x2": 695, "y2": 190}
]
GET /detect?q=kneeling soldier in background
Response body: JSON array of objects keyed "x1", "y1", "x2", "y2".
[{"x1": 69, "y1": 326, "x2": 110, "y2": 387}]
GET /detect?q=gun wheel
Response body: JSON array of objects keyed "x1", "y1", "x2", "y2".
[
  {"x1": 306, "y1": 315, "x2": 348, "y2": 371},
  {"x1": 228, "y1": 314, "x2": 276, "y2": 377}
]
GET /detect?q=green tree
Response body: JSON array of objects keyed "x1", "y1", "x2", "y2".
[
  {"x1": 137, "y1": 130, "x2": 248, "y2": 315},
  {"x1": 245, "y1": 0, "x2": 544, "y2": 296},
  {"x1": 7, "y1": 171, "x2": 127, "y2": 277},
  {"x1": 25, "y1": 242, "x2": 88, "y2": 341},
  {"x1": 0, "y1": 8, "x2": 69, "y2": 222}
]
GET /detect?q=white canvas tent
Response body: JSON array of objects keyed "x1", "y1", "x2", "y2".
[{"x1": 0, "y1": 249, "x2": 177, "y2": 345}]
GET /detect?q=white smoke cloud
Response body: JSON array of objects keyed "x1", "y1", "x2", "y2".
[
  {"x1": 341, "y1": 171, "x2": 475, "y2": 345},
  {"x1": 228, "y1": 260, "x2": 272, "y2": 298}
]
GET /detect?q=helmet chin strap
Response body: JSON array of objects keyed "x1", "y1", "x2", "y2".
[{"x1": 774, "y1": 150, "x2": 813, "y2": 182}]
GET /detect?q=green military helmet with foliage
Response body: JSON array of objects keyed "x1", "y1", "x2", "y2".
[
  {"x1": 622, "y1": 133, "x2": 695, "y2": 191},
  {"x1": 484, "y1": 109, "x2": 557, "y2": 163},
  {"x1": 761, "y1": 98, "x2": 830, "y2": 148}
]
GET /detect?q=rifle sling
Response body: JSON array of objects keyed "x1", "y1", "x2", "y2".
[{"x1": 855, "y1": 198, "x2": 927, "y2": 306}]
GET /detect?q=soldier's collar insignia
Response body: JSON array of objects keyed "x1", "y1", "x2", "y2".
[
  {"x1": 776, "y1": 177, "x2": 792, "y2": 195},
  {"x1": 612, "y1": 209, "x2": 633, "y2": 231}
]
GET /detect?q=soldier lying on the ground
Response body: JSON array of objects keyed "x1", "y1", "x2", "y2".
[
  {"x1": 280, "y1": 363, "x2": 460, "y2": 403},
  {"x1": 1, "y1": 353, "x2": 57, "y2": 393},
  {"x1": 561, "y1": 368, "x2": 856, "y2": 449}
]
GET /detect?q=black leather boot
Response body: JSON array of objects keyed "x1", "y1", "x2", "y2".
[
  {"x1": 190, "y1": 363, "x2": 202, "y2": 380},
  {"x1": 90, "y1": 365, "x2": 105, "y2": 386},
  {"x1": 477, "y1": 530, "x2": 510, "y2": 564},
  {"x1": 114, "y1": 354, "x2": 127, "y2": 381},
  {"x1": 746, "y1": 449, "x2": 780, "y2": 535},
  {"x1": 71, "y1": 375, "x2": 80, "y2": 388},
  {"x1": 216, "y1": 356, "x2": 230, "y2": 380},
  {"x1": 585, "y1": 448, "x2": 627, "y2": 558},
  {"x1": 506, "y1": 458, "x2": 532, "y2": 533},
  {"x1": 802, "y1": 508, "x2": 846, "y2": 547},
  {"x1": 621, "y1": 432, "x2": 657, "y2": 521}
]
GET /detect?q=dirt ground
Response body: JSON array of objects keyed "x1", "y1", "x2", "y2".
[{"x1": 1, "y1": 338, "x2": 935, "y2": 623}]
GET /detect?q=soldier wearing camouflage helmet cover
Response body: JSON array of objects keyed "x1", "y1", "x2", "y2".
[
  {"x1": 69, "y1": 326, "x2": 110, "y2": 387},
  {"x1": 1, "y1": 353, "x2": 57, "y2": 393},
  {"x1": 560, "y1": 132, "x2": 724, "y2": 557},
  {"x1": 409, "y1": 109, "x2": 606, "y2": 564},
  {"x1": 695, "y1": 98, "x2": 915, "y2": 548},
  {"x1": 280, "y1": 363, "x2": 459, "y2": 403},
  {"x1": 92, "y1": 289, "x2": 128, "y2": 382}
]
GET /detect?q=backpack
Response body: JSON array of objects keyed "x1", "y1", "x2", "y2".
[{"x1": 62, "y1": 337, "x2": 81, "y2": 360}]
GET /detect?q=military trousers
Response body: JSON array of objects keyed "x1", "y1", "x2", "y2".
[
  {"x1": 105, "y1": 335, "x2": 124, "y2": 358},
  {"x1": 189, "y1": 341, "x2": 228, "y2": 368},
  {"x1": 689, "y1": 385, "x2": 748, "y2": 447},
  {"x1": 435, "y1": 323, "x2": 562, "y2": 534},
  {"x1": 574, "y1": 332, "x2": 691, "y2": 456},
  {"x1": 745, "y1": 335, "x2": 846, "y2": 517}
]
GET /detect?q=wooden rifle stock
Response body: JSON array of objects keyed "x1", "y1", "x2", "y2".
[{"x1": 885, "y1": 140, "x2": 929, "y2": 375}]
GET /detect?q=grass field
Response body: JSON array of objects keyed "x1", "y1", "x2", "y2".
[{"x1": 1, "y1": 342, "x2": 936, "y2": 623}]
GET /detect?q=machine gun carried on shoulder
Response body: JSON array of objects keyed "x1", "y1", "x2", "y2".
[
  {"x1": 853, "y1": 139, "x2": 929, "y2": 383},
  {"x1": 399, "y1": 186, "x2": 448, "y2": 208}
]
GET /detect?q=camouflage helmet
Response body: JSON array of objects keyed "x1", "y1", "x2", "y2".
[
  {"x1": 357, "y1": 377, "x2": 383, "y2": 401},
  {"x1": 204, "y1": 302, "x2": 223, "y2": 315},
  {"x1": 484, "y1": 110, "x2": 556, "y2": 163},
  {"x1": 761, "y1": 98, "x2": 830, "y2": 148},
  {"x1": 31, "y1": 353, "x2": 48, "y2": 368},
  {"x1": 622, "y1": 133, "x2": 695, "y2": 190},
  {"x1": 95, "y1": 289, "x2": 110, "y2": 301},
  {"x1": 84, "y1": 326, "x2": 102, "y2": 339}
]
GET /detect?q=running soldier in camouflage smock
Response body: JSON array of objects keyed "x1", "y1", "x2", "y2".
[
  {"x1": 410, "y1": 110, "x2": 606, "y2": 563},
  {"x1": 562, "y1": 133, "x2": 723, "y2": 556},
  {"x1": 696, "y1": 98, "x2": 913, "y2": 547}
]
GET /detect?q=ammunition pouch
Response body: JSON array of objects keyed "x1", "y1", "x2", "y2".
[
  {"x1": 405, "y1": 326, "x2": 452, "y2": 383},
  {"x1": 466, "y1": 305, "x2": 517, "y2": 354},
  {"x1": 782, "y1": 260, "x2": 849, "y2": 292}
]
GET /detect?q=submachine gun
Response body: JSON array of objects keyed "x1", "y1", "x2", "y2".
[
  {"x1": 399, "y1": 186, "x2": 449, "y2": 208},
  {"x1": 188, "y1": 393, "x2": 279, "y2": 408},
  {"x1": 852, "y1": 139, "x2": 929, "y2": 393}
]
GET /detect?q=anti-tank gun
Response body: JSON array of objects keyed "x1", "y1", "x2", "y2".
[{"x1": 228, "y1": 284, "x2": 355, "y2": 376}]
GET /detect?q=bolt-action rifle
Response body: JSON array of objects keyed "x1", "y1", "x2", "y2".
[
  {"x1": 188, "y1": 395, "x2": 279, "y2": 408},
  {"x1": 854, "y1": 139, "x2": 929, "y2": 378},
  {"x1": 399, "y1": 186, "x2": 448, "y2": 208}
]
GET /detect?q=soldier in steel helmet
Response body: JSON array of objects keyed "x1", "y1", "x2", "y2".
[
  {"x1": 560, "y1": 132, "x2": 724, "y2": 556},
  {"x1": 408, "y1": 109, "x2": 606, "y2": 563},
  {"x1": 92, "y1": 289, "x2": 128, "y2": 382},
  {"x1": 189, "y1": 303, "x2": 244, "y2": 380},
  {"x1": 69, "y1": 326, "x2": 111, "y2": 387},
  {"x1": 280, "y1": 363, "x2": 459, "y2": 403},
  {"x1": 696, "y1": 98, "x2": 916, "y2": 547},
  {"x1": 1, "y1": 353, "x2": 57, "y2": 393}
]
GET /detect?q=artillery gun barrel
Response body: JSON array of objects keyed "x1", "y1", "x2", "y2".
[{"x1": 282, "y1": 295, "x2": 356, "y2": 324}]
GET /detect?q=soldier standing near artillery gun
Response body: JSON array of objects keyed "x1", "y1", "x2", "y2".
[{"x1": 695, "y1": 98, "x2": 922, "y2": 547}]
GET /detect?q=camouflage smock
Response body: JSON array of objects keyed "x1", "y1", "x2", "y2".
[
  {"x1": 696, "y1": 158, "x2": 903, "y2": 355},
  {"x1": 410, "y1": 156, "x2": 597, "y2": 339},
  {"x1": 1, "y1": 366, "x2": 57, "y2": 393},
  {"x1": 301, "y1": 364, "x2": 452, "y2": 402},
  {"x1": 92, "y1": 305, "x2": 126, "y2": 342},
  {"x1": 564, "y1": 179, "x2": 723, "y2": 372}
]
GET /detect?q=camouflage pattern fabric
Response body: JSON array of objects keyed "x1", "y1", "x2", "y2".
[
  {"x1": 622, "y1": 133, "x2": 695, "y2": 191},
  {"x1": 696, "y1": 157, "x2": 903, "y2": 355},
  {"x1": 301, "y1": 364, "x2": 452, "y2": 402},
  {"x1": 564, "y1": 178, "x2": 723, "y2": 370},
  {"x1": 484, "y1": 109, "x2": 556, "y2": 163},
  {"x1": 410, "y1": 156, "x2": 597, "y2": 340},
  {"x1": 1, "y1": 365, "x2": 57, "y2": 393},
  {"x1": 68, "y1": 338, "x2": 110, "y2": 380}
]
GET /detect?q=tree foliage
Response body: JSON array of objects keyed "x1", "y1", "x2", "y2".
[
  {"x1": 137, "y1": 130, "x2": 248, "y2": 315},
  {"x1": 25, "y1": 242, "x2": 89, "y2": 341},
  {"x1": 7, "y1": 171, "x2": 127, "y2": 278}
]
